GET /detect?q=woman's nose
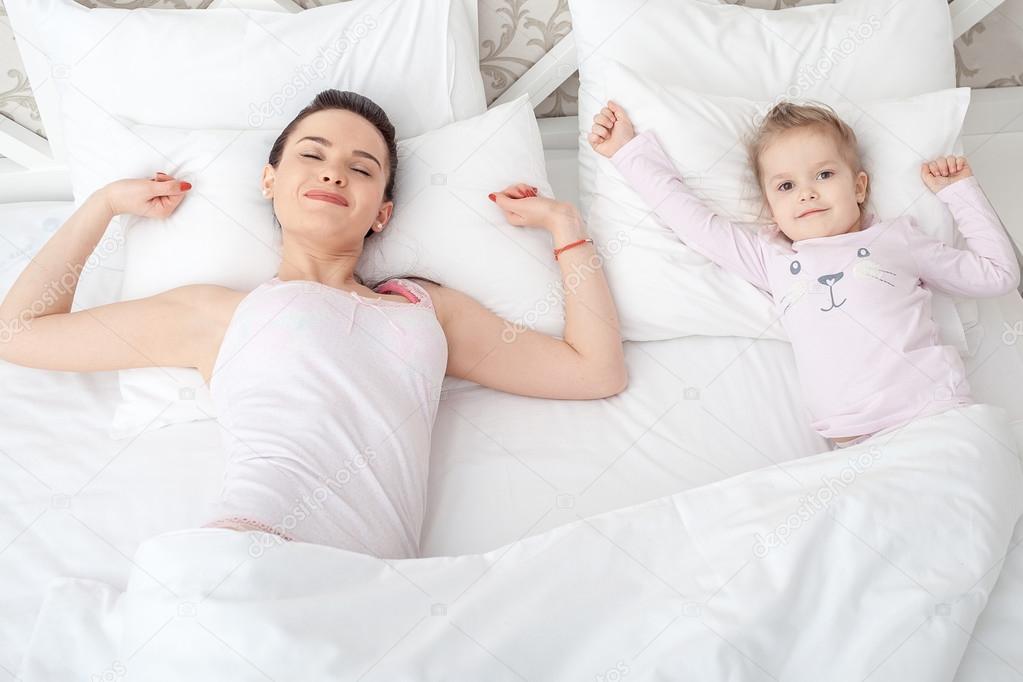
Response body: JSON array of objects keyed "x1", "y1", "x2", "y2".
[{"x1": 321, "y1": 173, "x2": 346, "y2": 186}]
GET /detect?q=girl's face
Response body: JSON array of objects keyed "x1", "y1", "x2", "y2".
[
  {"x1": 759, "y1": 127, "x2": 868, "y2": 243},
  {"x1": 262, "y1": 108, "x2": 393, "y2": 245}
]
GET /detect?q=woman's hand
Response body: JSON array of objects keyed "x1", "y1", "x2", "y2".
[
  {"x1": 489, "y1": 183, "x2": 580, "y2": 234},
  {"x1": 921, "y1": 155, "x2": 973, "y2": 193},
  {"x1": 588, "y1": 101, "x2": 635, "y2": 158},
  {"x1": 101, "y1": 171, "x2": 193, "y2": 218}
]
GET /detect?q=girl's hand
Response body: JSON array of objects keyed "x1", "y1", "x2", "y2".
[
  {"x1": 101, "y1": 172, "x2": 193, "y2": 218},
  {"x1": 921, "y1": 155, "x2": 973, "y2": 193},
  {"x1": 588, "y1": 101, "x2": 635, "y2": 158},
  {"x1": 488, "y1": 183, "x2": 579, "y2": 233}
]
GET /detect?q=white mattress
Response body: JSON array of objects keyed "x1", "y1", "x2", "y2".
[{"x1": 2, "y1": 172, "x2": 1023, "y2": 679}]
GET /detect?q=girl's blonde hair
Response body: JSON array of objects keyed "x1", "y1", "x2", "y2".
[{"x1": 746, "y1": 101, "x2": 870, "y2": 210}]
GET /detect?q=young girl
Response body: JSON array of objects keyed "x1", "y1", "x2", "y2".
[{"x1": 589, "y1": 100, "x2": 1020, "y2": 450}]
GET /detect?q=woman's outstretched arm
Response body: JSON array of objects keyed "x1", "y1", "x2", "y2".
[
  {"x1": 0, "y1": 175, "x2": 223, "y2": 374},
  {"x1": 418, "y1": 184, "x2": 627, "y2": 400}
]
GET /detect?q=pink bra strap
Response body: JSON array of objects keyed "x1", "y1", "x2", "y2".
[{"x1": 374, "y1": 279, "x2": 421, "y2": 304}]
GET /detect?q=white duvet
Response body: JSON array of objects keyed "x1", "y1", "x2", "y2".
[{"x1": 20, "y1": 403, "x2": 1022, "y2": 681}]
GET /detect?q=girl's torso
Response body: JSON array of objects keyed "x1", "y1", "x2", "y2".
[{"x1": 760, "y1": 218, "x2": 971, "y2": 437}]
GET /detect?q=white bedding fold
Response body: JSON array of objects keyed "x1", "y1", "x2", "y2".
[{"x1": 20, "y1": 404, "x2": 1023, "y2": 681}]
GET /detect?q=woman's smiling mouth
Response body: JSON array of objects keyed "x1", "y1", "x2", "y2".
[{"x1": 305, "y1": 190, "x2": 349, "y2": 207}]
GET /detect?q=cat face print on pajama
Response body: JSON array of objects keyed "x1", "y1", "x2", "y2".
[{"x1": 774, "y1": 220, "x2": 900, "y2": 317}]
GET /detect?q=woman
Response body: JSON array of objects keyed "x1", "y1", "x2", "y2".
[{"x1": 0, "y1": 90, "x2": 627, "y2": 559}]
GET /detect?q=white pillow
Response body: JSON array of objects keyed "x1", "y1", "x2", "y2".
[
  {"x1": 4, "y1": 0, "x2": 485, "y2": 173},
  {"x1": 589, "y1": 64, "x2": 972, "y2": 346},
  {"x1": 100, "y1": 128, "x2": 284, "y2": 439},
  {"x1": 356, "y1": 94, "x2": 561, "y2": 337},
  {"x1": 101, "y1": 95, "x2": 557, "y2": 439},
  {"x1": 567, "y1": 0, "x2": 957, "y2": 221}
]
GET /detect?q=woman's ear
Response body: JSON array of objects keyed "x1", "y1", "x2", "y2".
[
  {"x1": 261, "y1": 164, "x2": 275, "y2": 199},
  {"x1": 374, "y1": 201, "x2": 394, "y2": 232}
]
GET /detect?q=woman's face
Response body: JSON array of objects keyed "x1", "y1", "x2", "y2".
[{"x1": 262, "y1": 108, "x2": 393, "y2": 244}]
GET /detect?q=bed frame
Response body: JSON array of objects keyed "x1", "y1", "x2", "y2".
[{"x1": 3, "y1": 0, "x2": 1021, "y2": 280}]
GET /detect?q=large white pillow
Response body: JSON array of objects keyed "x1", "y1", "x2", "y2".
[
  {"x1": 589, "y1": 64, "x2": 972, "y2": 346},
  {"x1": 97, "y1": 95, "x2": 557, "y2": 439},
  {"x1": 4, "y1": 0, "x2": 485, "y2": 174},
  {"x1": 567, "y1": 0, "x2": 957, "y2": 221},
  {"x1": 356, "y1": 94, "x2": 561, "y2": 337}
]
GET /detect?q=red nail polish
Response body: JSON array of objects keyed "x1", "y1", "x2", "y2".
[
  {"x1": 181, "y1": 182, "x2": 192, "y2": 191},
  {"x1": 488, "y1": 193, "x2": 496, "y2": 202}
]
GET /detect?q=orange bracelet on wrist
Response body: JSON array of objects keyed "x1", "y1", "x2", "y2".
[{"x1": 553, "y1": 238, "x2": 593, "y2": 260}]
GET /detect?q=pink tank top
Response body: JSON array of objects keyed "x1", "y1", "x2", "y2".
[{"x1": 207, "y1": 275, "x2": 448, "y2": 558}]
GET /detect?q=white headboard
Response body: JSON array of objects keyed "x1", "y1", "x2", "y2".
[{"x1": 0, "y1": 0, "x2": 1009, "y2": 204}]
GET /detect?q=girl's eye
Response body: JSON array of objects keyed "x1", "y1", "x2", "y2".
[
  {"x1": 818, "y1": 170, "x2": 834, "y2": 180},
  {"x1": 778, "y1": 181, "x2": 793, "y2": 192}
]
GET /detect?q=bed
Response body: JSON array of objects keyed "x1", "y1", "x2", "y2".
[
  {"x1": 4, "y1": 148, "x2": 1023, "y2": 680},
  {"x1": 2, "y1": 1, "x2": 1023, "y2": 680}
]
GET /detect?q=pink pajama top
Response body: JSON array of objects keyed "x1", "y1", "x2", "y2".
[
  {"x1": 612, "y1": 131, "x2": 1020, "y2": 439},
  {"x1": 207, "y1": 276, "x2": 448, "y2": 558}
]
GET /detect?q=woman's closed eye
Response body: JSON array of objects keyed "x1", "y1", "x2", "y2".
[{"x1": 300, "y1": 153, "x2": 371, "y2": 176}]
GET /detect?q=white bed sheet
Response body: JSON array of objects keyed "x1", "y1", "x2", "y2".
[{"x1": 1, "y1": 184, "x2": 1022, "y2": 679}]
